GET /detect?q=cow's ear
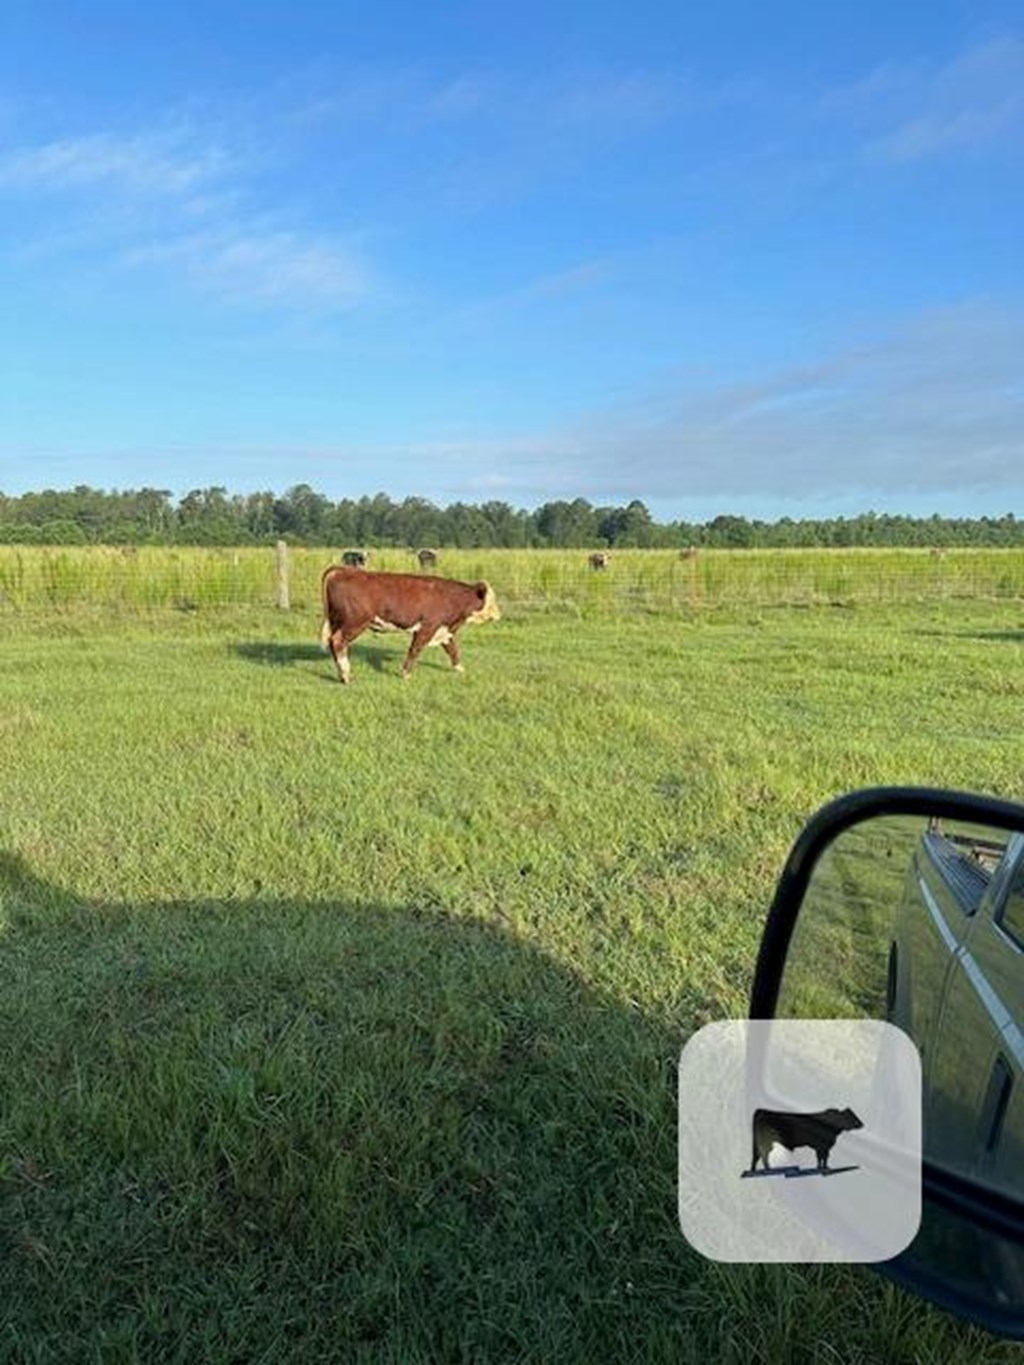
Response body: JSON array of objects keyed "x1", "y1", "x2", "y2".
[{"x1": 475, "y1": 582, "x2": 488, "y2": 600}]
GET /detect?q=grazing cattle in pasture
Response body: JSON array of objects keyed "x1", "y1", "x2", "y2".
[
  {"x1": 320, "y1": 567, "x2": 501, "y2": 683},
  {"x1": 417, "y1": 548, "x2": 439, "y2": 569},
  {"x1": 341, "y1": 549, "x2": 369, "y2": 567},
  {"x1": 679, "y1": 546, "x2": 699, "y2": 561},
  {"x1": 588, "y1": 551, "x2": 611, "y2": 570}
]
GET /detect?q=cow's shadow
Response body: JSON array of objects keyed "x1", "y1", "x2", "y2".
[
  {"x1": 349, "y1": 641, "x2": 398, "y2": 673},
  {"x1": 232, "y1": 641, "x2": 325, "y2": 667},
  {"x1": 910, "y1": 628, "x2": 1024, "y2": 644},
  {"x1": 741, "y1": 1165, "x2": 860, "y2": 1180},
  {"x1": 0, "y1": 849, "x2": 689, "y2": 1359},
  {"x1": 232, "y1": 640, "x2": 452, "y2": 677}
]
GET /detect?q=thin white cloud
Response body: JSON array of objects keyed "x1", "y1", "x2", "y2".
[
  {"x1": 440, "y1": 257, "x2": 614, "y2": 328},
  {"x1": 530, "y1": 260, "x2": 611, "y2": 297},
  {"x1": 825, "y1": 36, "x2": 1024, "y2": 162},
  {"x1": 425, "y1": 74, "x2": 495, "y2": 120},
  {"x1": 289, "y1": 69, "x2": 423, "y2": 127},
  {"x1": 123, "y1": 227, "x2": 368, "y2": 309},
  {"x1": 0, "y1": 117, "x2": 370, "y2": 313},
  {"x1": 578, "y1": 301, "x2": 1024, "y2": 498},
  {"x1": 878, "y1": 99, "x2": 1020, "y2": 162},
  {"x1": 548, "y1": 70, "x2": 704, "y2": 128},
  {"x1": 409, "y1": 300, "x2": 1024, "y2": 505},
  {"x1": 0, "y1": 129, "x2": 229, "y2": 194},
  {"x1": 292, "y1": 62, "x2": 724, "y2": 137}
]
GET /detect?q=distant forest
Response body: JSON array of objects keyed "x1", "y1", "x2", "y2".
[{"x1": 0, "y1": 485, "x2": 1021, "y2": 548}]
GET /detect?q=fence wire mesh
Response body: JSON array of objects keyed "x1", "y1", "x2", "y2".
[{"x1": 1, "y1": 545, "x2": 1022, "y2": 620}]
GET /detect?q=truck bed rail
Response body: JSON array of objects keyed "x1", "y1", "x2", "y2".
[{"x1": 922, "y1": 831, "x2": 993, "y2": 914}]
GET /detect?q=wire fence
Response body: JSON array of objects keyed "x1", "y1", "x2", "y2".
[{"x1": 1, "y1": 544, "x2": 1022, "y2": 620}]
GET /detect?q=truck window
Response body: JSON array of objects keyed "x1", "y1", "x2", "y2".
[{"x1": 995, "y1": 863, "x2": 1024, "y2": 953}]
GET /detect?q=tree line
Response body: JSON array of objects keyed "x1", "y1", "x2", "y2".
[{"x1": 0, "y1": 484, "x2": 1021, "y2": 548}]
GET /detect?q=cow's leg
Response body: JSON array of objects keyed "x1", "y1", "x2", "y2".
[
  {"x1": 401, "y1": 621, "x2": 438, "y2": 679},
  {"x1": 441, "y1": 633, "x2": 464, "y2": 673},
  {"x1": 328, "y1": 626, "x2": 359, "y2": 683}
]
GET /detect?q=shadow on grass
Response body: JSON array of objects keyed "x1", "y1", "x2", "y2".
[
  {"x1": 0, "y1": 852, "x2": 993, "y2": 1361},
  {"x1": 232, "y1": 639, "x2": 455, "y2": 678},
  {"x1": 232, "y1": 641, "x2": 331, "y2": 667},
  {"x1": 0, "y1": 850, "x2": 683, "y2": 1360},
  {"x1": 910, "y1": 629, "x2": 1024, "y2": 644},
  {"x1": 955, "y1": 631, "x2": 1024, "y2": 644}
]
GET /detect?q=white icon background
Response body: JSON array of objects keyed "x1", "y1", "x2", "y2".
[{"x1": 678, "y1": 1020, "x2": 921, "y2": 1262}]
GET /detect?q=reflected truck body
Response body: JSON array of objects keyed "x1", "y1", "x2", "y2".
[{"x1": 891, "y1": 826, "x2": 1024, "y2": 1200}]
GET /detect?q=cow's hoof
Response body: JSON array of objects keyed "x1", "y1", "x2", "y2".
[{"x1": 453, "y1": 664, "x2": 465, "y2": 674}]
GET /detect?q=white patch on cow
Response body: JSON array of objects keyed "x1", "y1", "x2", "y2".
[
  {"x1": 468, "y1": 582, "x2": 501, "y2": 625},
  {"x1": 338, "y1": 651, "x2": 351, "y2": 684},
  {"x1": 368, "y1": 616, "x2": 452, "y2": 644},
  {"x1": 319, "y1": 618, "x2": 331, "y2": 652}
]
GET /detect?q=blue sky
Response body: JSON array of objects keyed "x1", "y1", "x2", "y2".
[{"x1": 1, "y1": 1, "x2": 1021, "y2": 519}]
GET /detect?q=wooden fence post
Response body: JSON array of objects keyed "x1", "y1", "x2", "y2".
[{"x1": 275, "y1": 539, "x2": 290, "y2": 610}]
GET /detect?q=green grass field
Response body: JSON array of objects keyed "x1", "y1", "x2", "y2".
[{"x1": 1, "y1": 577, "x2": 1023, "y2": 1361}]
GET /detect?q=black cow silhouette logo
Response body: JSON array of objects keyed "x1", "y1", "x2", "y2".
[{"x1": 748, "y1": 1107, "x2": 863, "y2": 1176}]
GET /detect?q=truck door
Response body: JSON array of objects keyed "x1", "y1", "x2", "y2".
[
  {"x1": 925, "y1": 837, "x2": 1024, "y2": 1187},
  {"x1": 898, "y1": 830, "x2": 980, "y2": 1083}
]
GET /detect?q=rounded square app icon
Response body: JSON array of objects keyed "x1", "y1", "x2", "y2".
[{"x1": 678, "y1": 1019, "x2": 921, "y2": 1262}]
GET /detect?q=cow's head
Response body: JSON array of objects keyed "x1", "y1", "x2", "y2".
[
  {"x1": 468, "y1": 581, "x2": 501, "y2": 625},
  {"x1": 828, "y1": 1107, "x2": 864, "y2": 1131}
]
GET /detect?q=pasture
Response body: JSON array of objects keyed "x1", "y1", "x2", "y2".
[{"x1": 1, "y1": 550, "x2": 1023, "y2": 1362}]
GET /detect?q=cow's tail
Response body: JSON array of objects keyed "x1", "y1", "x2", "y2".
[{"x1": 319, "y1": 566, "x2": 335, "y2": 652}]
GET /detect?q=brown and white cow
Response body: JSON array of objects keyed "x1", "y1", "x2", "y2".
[
  {"x1": 588, "y1": 551, "x2": 611, "y2": 570},
  {"x1": 416, "y1": 547, "x2": 439, "y2": 569},
  {"x1": 320, "y1": 566, "x2": 500, "y2": 682}
]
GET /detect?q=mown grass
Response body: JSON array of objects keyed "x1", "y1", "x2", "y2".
[{"x1": 1, "y1": 597, "x2": 1023, "y2": 1361}]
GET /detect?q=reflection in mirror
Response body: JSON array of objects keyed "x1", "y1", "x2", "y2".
[
  {"x1": 773, "y1": 811, "x2": 1024, "y2": 1314},
  {"x1": 776, "y1": 815, "x2": 928, "y2": 1020}
]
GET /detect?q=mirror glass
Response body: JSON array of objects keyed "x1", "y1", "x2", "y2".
[{"x1": 774, "y1": 811, "x2": 1024, "y2": 1312}]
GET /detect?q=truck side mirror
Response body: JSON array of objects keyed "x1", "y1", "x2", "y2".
[{"x1": 750, "y1": 787, "x2": 1024, "y2": 1339}]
